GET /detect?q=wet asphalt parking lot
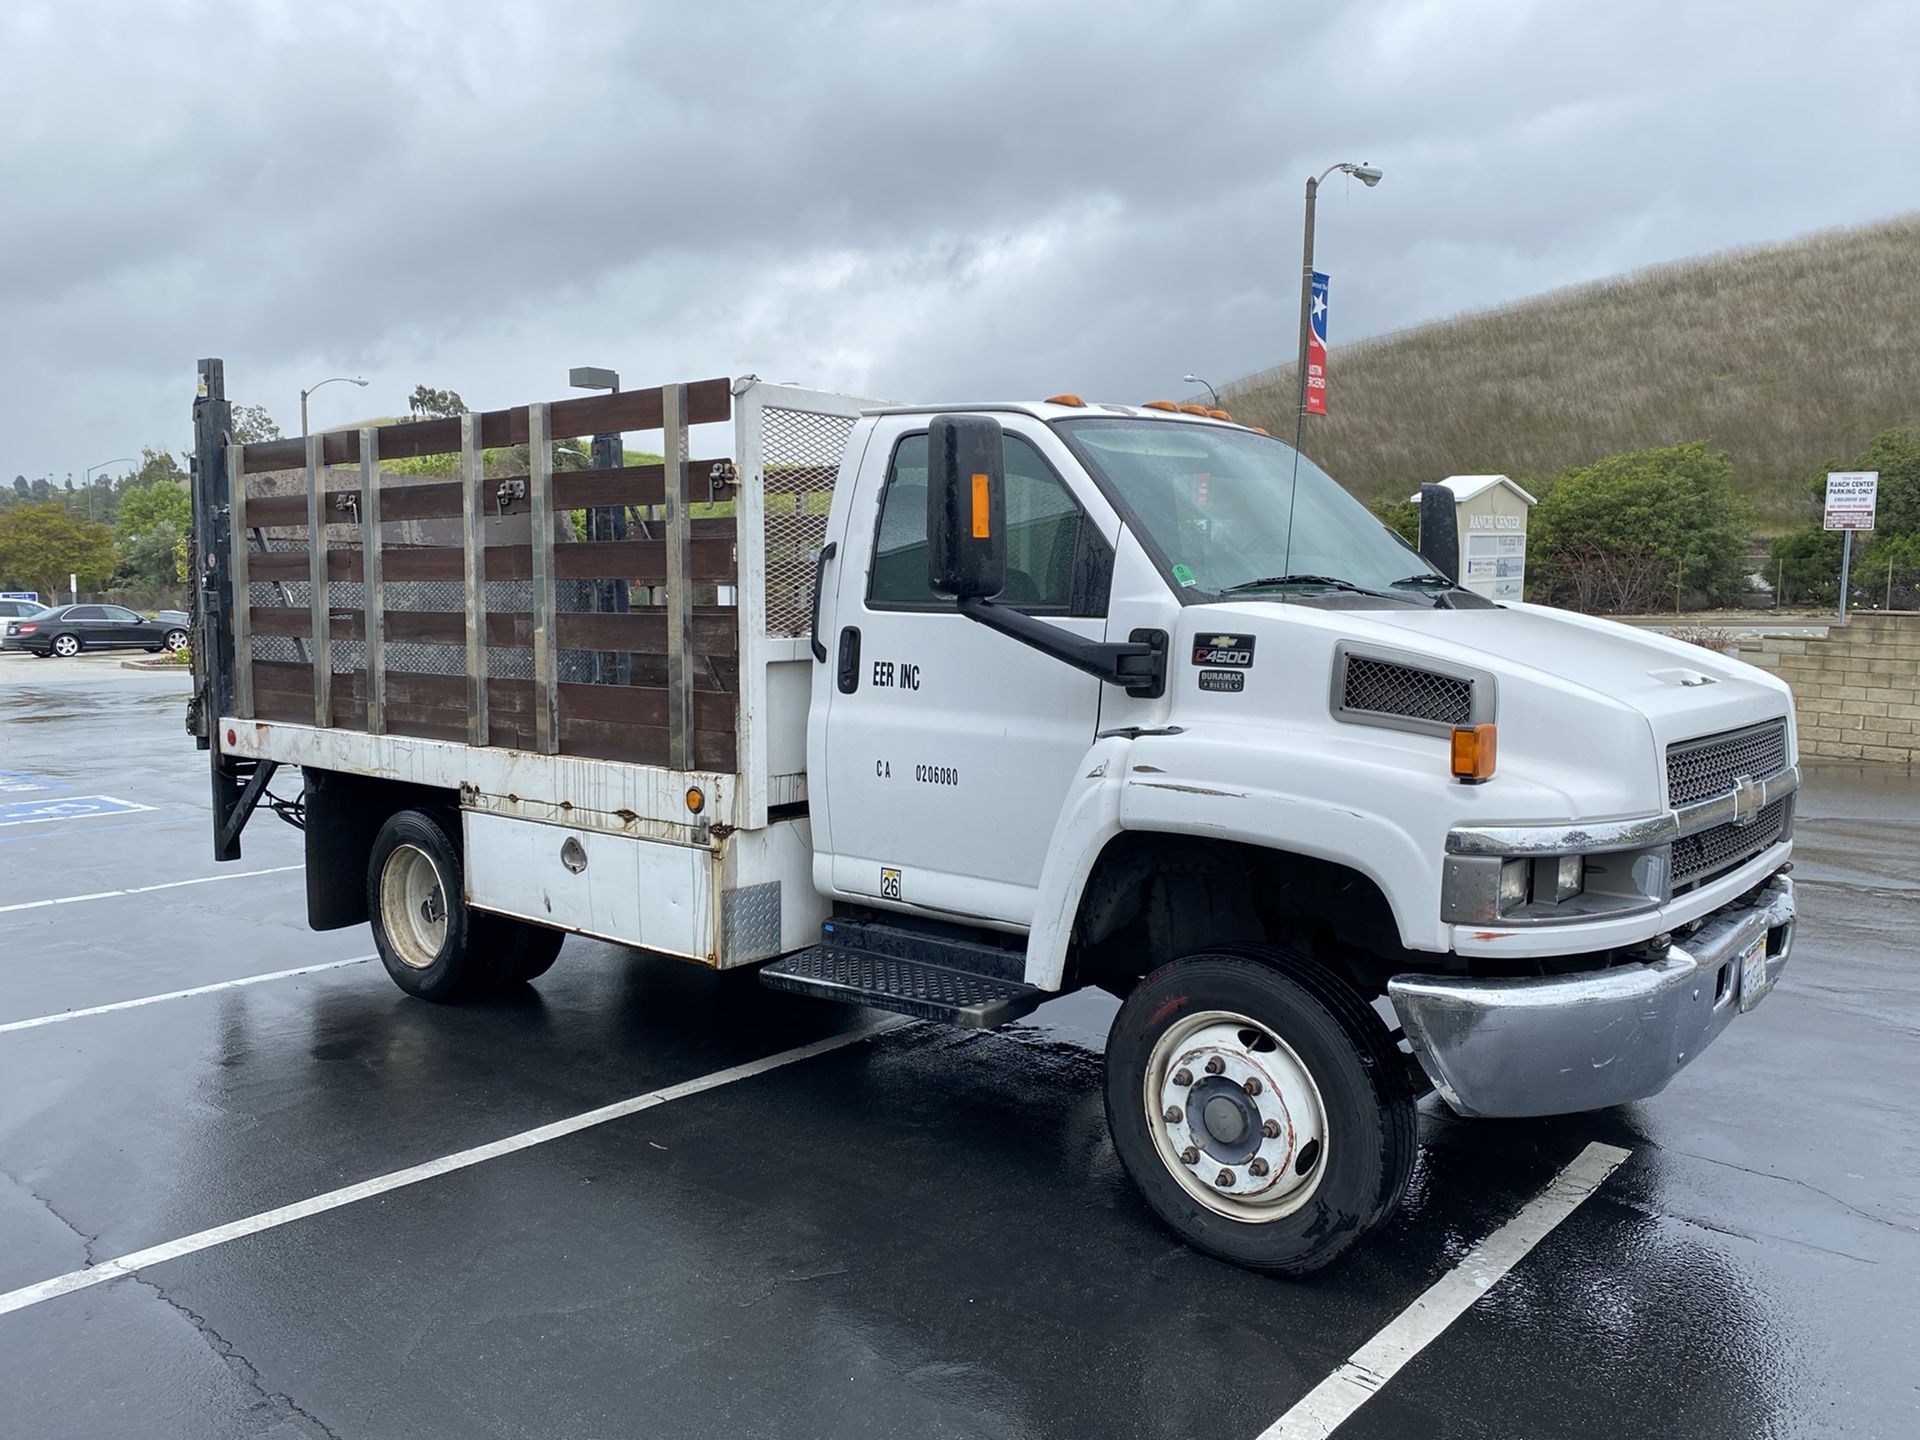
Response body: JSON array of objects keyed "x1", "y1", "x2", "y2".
[{"x1": 0, "y1": 653, "x2": 1915, "y2": 1439}]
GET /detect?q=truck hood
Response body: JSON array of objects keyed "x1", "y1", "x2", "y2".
[
  {"x1": 1340, "y1": 601, "x2": 1792, "y2": 749},
  {"x1": 1173, "y1": 600, "x2": 1794, "y2": 821}
]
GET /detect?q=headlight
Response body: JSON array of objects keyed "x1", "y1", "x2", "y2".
[
  {"x1": 1539, "y1": 854, "x2": 1584, "y2": 903},
  {"x1": 1498, "y1": 858, "x2": 1531, "y2": 913}
]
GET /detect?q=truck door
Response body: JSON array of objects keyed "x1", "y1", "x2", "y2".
[{"x1": 817, "y1": 419, "x2": 1119, "y2": 928}]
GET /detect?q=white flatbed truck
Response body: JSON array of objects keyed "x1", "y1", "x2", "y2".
[{"x1": 187, "y1": 360, "x2": 1799, "y2": 1273}]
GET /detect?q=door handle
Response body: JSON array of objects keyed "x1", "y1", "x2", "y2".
[
  {"x1": 837, "y1": 626, "x2": 861, "y2": 693},
  {"x1": 809, "y1": 541, "x2": 837, "y2": 662}
]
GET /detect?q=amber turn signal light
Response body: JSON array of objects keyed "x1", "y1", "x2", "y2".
[
  {"x1": 1045, "y1": 393, "x2": 1086, "y2": 407},
  {"x1": 1142, "y1": 400, "x2": 1180, "y2": 412},
  {"x1": 1451, "y1": 724, "x2": 1497, "y2": 783}
]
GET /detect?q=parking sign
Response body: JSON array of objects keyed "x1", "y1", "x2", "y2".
[{"x1": 1824, "y1": 472, "x2": 1878, "y2": 531}]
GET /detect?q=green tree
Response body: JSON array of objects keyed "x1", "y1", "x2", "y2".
[
  {"x1": 119, "y1": 522, "x2": 187, "y2": 588},
  {"x1": 232, "y1": 405, "x2": 282, "y2": 444},
  {"x1": 117, "y1": 478, "x2": 192, "y2": 542},
  {"x1": 0, "y1": 504, "x2": 116, "y2": 600},
  {"x1": 1811, "y1": 427, "x2": 1920, "y2": 539},
  {"x1": 408, "y1": 384, "x2": 467, "y2": 419},
  {"x1": 1530, "y1": 442, "x2": 1752, "y2": 612},
  {"x1": 1369, "y1": 496, "x2": 1419, "y2": 546},
  {"x1": 1764, "y1": 526, "x2": 1842, "y2": 605}
]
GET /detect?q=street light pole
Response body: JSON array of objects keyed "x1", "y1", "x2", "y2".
[
  {"x1": 1294, "y1": 162, "x2": 1382, "y2": 424},
  {"x1": 299, "y1": 375, "x2": 369, "y2": 437},
  {"x1": 1182, "y1": 374, "x2": 1222, "y2": 409},
  {"x1": 84, "y1": 457, "x2": 134, "y2": 521}
]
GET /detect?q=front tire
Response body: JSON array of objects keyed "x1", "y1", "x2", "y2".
[
  {"x1": 1104, "y1": 950, "x2": 1417, "y2": 1276},
  {"x1": 164, "y1": 629, "x2": 189, "y2": 652},
  {"x1": 50, "y1": 633, "x2": 81, "y2": 658}
]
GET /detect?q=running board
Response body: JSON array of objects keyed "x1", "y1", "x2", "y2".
[{"x1": 759, "y1": 945, "x2": 1045, "y2": 1029}]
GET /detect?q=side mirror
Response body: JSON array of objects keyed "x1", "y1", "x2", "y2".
[
  {"x1": 1417, "y1": 483, "x2": 1460, "y2": 583},
  {"x1": 926, "y1": 414, "x2": 1007, "y2": 600}
]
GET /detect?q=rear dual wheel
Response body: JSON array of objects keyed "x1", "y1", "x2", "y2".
[
  {"x1": 1104, "y1": 950, "x2": 1417, "y2": 1276},
  {"x1": 367, "y1": 808, "x2": 565, "y2": 1001}
]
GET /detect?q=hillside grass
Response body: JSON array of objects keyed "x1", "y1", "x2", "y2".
[{"x1": 1224, "y1": 213, "x2": 1920, "y2": 534}]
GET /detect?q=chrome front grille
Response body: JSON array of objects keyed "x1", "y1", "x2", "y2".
[
  {"x1": 1666, "y1": 720, "x2": 1789, "y2": 806},
  {"x1": 1672, "y1": 797, "x2": 1791, "y2": 886}
]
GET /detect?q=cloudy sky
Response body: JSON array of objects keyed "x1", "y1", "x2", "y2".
[{"x1": 3, "y1": 0, "x2": 1915, "y2": 482}]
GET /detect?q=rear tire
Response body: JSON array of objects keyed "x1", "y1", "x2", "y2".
[
  {"x1": 1104, "y1": 949, "x2": 1417, "y2": 1276},
  {"x1": 50, "y1": 633, "x2": 81, "y2": 658},
  {"x1": 367, "y1": 809, "x2": 488, "y2": 1001},
  {"x1": 486, "y1": 919, "x2": 566, "y2": 984}
]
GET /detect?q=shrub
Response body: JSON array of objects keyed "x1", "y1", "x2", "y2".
[{"x1": 1529, "y1": 442, "x2": 1751, "y2": 612}]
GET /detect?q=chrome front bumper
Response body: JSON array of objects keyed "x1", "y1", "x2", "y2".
[{"x1": 1388, "y1": 873, "x2": 1796, "y2": 1118}]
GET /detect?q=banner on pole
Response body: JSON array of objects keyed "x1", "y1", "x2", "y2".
[
  {"x1": 1305, "y1": 271, "x2": 1330, "y2": 415},
  {"x1": 1824, "y1": 471, "x2": 1878, "y2": 531}
]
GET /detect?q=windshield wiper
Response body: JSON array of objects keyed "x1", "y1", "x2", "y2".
[
  {"x1": 1221, "y1": 573, "x2": 1378, "y2": 596},
  {"x1": 1389, "y1": 573, "x2": 1460, "y2": 591}
]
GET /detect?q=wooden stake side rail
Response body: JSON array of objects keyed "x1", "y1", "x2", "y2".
[
  {"x1": 227, "y1": 374, "x2": 742, "y2": 775},
  {"x1": 239, "y1": 378, "x2": 731, "y2": 473},
  {"x1": 246, "y1": 536, "x2": 738, "y2": 585},
  {"x1": 241, "y1": 460, "x2": 735, "y2": 528},
  {"x1": 246, "y1": 605, "x2": 742, "y2": 656},
  {"x1": 248, "y1": 662, "x2": 738, "y2": 772}
]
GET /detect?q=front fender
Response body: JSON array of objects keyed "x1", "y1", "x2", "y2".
[{"x1": 1022, "y1": 731, "x2": 1444, "y2": 991}]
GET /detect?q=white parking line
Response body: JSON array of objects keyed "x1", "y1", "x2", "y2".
[
  {"x1": 0, "y1": 956, "x2": 375, "y2": 1034},
  {"x1": 1257, "y1": 1141, "x2": 1632, "y2": 1440},
  {"x1": 0, "y1": 864, "x2": 302, "y2": 916},
  {"x1": 0, "y1": 1019, "x2": 905, "y2": 1317}
]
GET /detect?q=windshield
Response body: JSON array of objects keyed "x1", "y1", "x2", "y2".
[{"x1": 1054, "y1": 418, "x2": 1436, "y2": 600}]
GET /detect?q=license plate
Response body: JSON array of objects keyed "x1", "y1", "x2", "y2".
[{"x1": 1738, "y1": 933, "x2": 1769, "y2": 1010}]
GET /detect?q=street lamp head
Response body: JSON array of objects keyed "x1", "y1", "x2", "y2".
[
  {"x1": 1182, "y1": 374, "x2": 1203, "y2": 384},
  {"x1": 1349, "y1": 164, "x2": 1383, "y2": 187},
  {"x1": 569, "y1": 366, "x2": 620, "y2": 392},
  {"x1": 349, "y1": 377, "x2": 369, "y2": 387}
]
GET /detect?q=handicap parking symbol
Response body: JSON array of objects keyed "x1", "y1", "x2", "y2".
[{"x1": 0, "y1": 794, "x2": 156, "y2": 828}]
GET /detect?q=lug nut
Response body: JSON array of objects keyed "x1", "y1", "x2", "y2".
[
  {"x1": 1248, "y1": 1157, "x2": 1271, "y2": 1177},
  {"x1": 1242, "y1": 1076, "x2": 1263, "y2": 1096},
  {"x1": 1164, "y1": 1105, "x2": 1184, "y2": 1124},
  {"x1": 1216, "y1": 1169, "x2": 1236, "y2": 1187},
  {"x1": 1262, "y1": 1119, "x2": 1282, "y2": 1139},
  {"x1": 1205, "y1": 1056, "x2": 1225, "y2": 1075},
  {"x1": 1180, "y1": 1146, "x2": 1200, "y2": 1165},
  {"x1": 1173, "y1": 1068, "x2": 1193, "y2": 1087}
]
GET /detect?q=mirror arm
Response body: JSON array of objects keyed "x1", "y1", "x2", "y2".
[{"x1": 956, "y1": 598, "x2": 1166, "y2": 699}]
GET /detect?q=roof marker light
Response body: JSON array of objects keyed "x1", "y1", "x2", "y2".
[
  {"x1": 1142, "y1": 400, "x2": 1180, "y2": 412},
  {"x1": 1179, "y1": 404, "x2": 1210, "y2": 416},
  {"x1": 1045, "y1": 393, "x2": 1086, "y2": 407}
]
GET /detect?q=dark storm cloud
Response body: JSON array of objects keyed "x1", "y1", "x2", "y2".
[{"x1": 2, "y1": 0, "x2": 1914, "y2": 478}]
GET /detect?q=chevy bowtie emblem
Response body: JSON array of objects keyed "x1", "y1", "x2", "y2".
[
  {"x1": 1730, "y1": 774, "x2": 1762, "y2": 826},
  {"x1": 1207, "y1": 635, "x2": 1238, "y2": 647}
]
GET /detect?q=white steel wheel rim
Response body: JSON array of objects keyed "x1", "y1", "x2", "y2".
[
  {"x1": 1143, "y1": 1008, "x2": 1330, "y2": 1223},
  {"x1": 53, "y1": 635, "x2": 78, "y2": 656},
  {"x1": 379, "y1": 843, "x2": 449, "y2": 970}
]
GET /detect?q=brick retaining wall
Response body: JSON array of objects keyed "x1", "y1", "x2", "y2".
[{"x1": 1738, "y1": 613, "x2": 1920, "y2": 766}]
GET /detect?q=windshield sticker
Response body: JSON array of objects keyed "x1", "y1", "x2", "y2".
[
  {"x1": 1192, "y1": 634, "x2": 1256, "y2": 667},
  {"x1": 1172, "y1": 563, "x2": 1197, "y2": 588},
  {"x1": 1198, "y1": 669, "x2": 1245, "y2": 693}
]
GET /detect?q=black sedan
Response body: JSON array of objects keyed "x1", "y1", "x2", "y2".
[{"x1": 2, "y1": 604, "x2": 190, "y2": 658}]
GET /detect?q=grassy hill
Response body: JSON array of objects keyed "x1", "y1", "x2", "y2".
[{"x1": 1223, "y1": 213, "x2": 1920, "y2": 532}]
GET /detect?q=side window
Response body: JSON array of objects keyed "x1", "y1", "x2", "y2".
[
  {"x1": 104, "y1": 606, "x2": 142, "y2": 622},
  {"x1": 867, "y1": 432, "x2": 1111, "y2": 615},
  {"x1": 67, "y1": 606, "x2": 104, "y2": 621}
]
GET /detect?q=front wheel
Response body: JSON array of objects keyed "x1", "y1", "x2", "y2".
[
  {"x1": 164, "y1": 629, "x2": 189, "y2": 652},
  {"x1": 1104, "y1": 950, "x2": 1417, "y2": 1276}
]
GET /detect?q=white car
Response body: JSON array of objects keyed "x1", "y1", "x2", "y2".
[{"x1": 0, "y1": 599, "x2": 48, "y2": 647}]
